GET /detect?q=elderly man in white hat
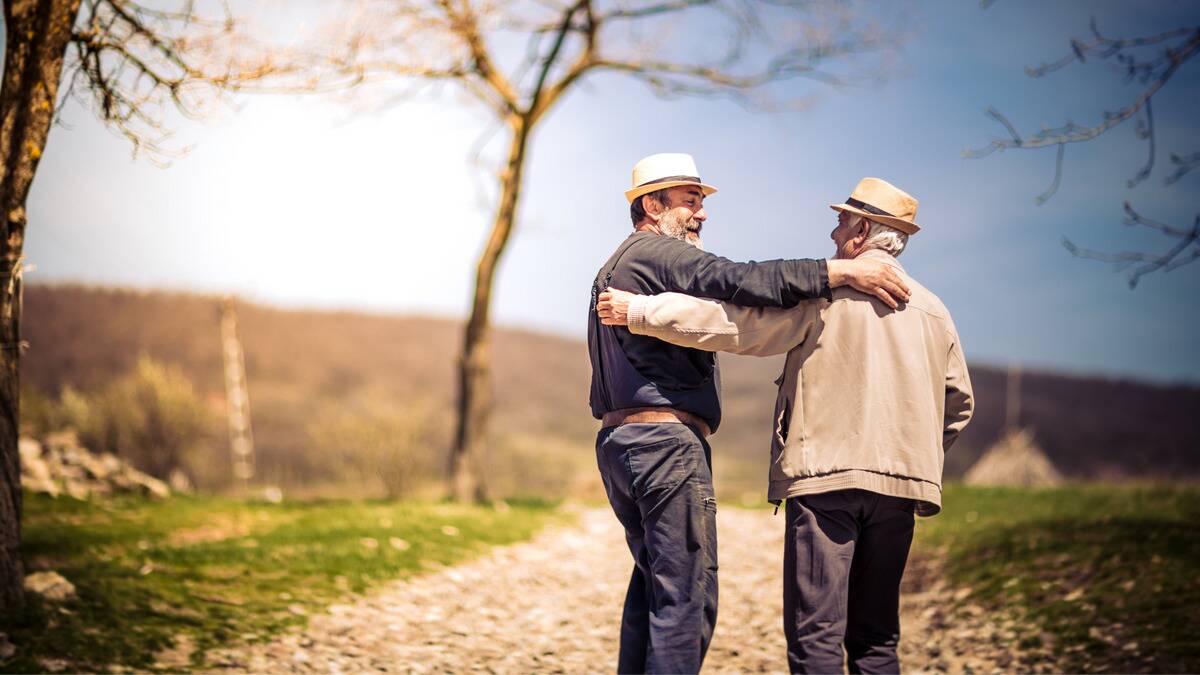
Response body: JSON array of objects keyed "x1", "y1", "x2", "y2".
[
  {"x1": 588, "y1": 157, "x2": 911, "y2": 674},
  {"x1": 596, "y1": 177, "x2": 975, "y2": 674}
]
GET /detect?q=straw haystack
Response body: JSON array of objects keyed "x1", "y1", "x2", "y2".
[{"x1": 964, "y1": 427, "x2": 1063, "y2": 487}]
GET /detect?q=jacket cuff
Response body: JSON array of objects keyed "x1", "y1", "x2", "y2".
[
  {"x1": 816, "y1": 259, "x2": 833, "y2": 301},
  {"x1": 627, "y1": 295, "x2": 649, "y2": 334}
]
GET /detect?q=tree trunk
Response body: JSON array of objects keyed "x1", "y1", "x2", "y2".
[
  {"x1": 449, "y1": 118, "x2": 530, "y2": 502},
  {"x1": 0, "y1": 0, "x2": 83, "y2": 612}
]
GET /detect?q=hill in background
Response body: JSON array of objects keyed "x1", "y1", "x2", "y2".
[{"x1": 20, "y1": 284, "x2": 1200, "y2": 497}]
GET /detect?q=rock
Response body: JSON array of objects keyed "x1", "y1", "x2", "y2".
[
  {"x1": 20, "y1": 446, "x2": 55, "y2": 490},
  {"x1": 0, "y1": 631, "x2": 15, "y2": 660},
  {"x1": 18, "y1": 437, "x2": 42, "y2": 462},
  {"x1": 24, "y1": 571, "x2": 77, "y2": 603},
  {"x1": 123, "y1": 468, "x2": 170, "y2": 499},
  {"x1": 76, "y1": 450, "x2": 113, "y2": 480},
  {"x1": 99, "y1": 453, "x2": 123, "y2": 476},
  {"x1": 19, "y1": 433, "x2": 177, "y2": 501},
  {"x1": 153, "y1": 634, "x2": 196, "y2": 670},
  {"x1": 168, "y1": 469, "x2": 194, "y2": 493},
  {"x1": 37, "y1": 658, "x2": 71, "y2": 673},
  {"x1": 20, "y1": 474, "x2": 60, "y2": 498},
  {"x1": 64, "y1": 480, "x2": 92, "y2": 501}
]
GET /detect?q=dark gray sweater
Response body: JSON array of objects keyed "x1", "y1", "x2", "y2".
[{"x1": 588, "y1": 231, "x2": 830, "y2": 433}]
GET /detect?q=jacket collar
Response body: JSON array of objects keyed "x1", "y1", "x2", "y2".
[{"x1": 856, "y1": 248, "x2": 905, "y2": 275}]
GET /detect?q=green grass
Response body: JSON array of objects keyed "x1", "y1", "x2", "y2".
[
  {"x1": 916, "y1": 483, "x2": 1200, "y2": 673},
  {"x1": 1, "y1": 493, "x2": 567, "y2": 673}
]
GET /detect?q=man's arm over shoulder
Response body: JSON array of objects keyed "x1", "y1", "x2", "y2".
[
  {"x1": 636, "y1": 236, "x2": 830, "y2": 308},
  {"x1": 625, "y1": 291, "x2": 822, "y2": 357},
  {"x1": 943, "y1": 334, "x2": 974, "y2": 451}
]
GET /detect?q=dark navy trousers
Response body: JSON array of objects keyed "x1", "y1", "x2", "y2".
[
  {"x1": 783, "y1": 490, "x2": 916, "y2": 674},
  {"x1": 595, "y1": 422, "x2": 719, "y2": 675}
]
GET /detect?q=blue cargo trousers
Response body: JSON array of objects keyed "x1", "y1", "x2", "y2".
[{"x1": 595, "y1": 422, "x2": 719, "y2": 674}]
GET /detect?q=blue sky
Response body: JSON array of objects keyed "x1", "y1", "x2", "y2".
[{"x1": 20, "y1": 0, "x2": 1200, "y2": 383}]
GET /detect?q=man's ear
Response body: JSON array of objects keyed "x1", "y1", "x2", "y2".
[
  {"x1": 853, "y1": 217, "x2": 871, "y2": 245},
  {"x1": 642, "y1": 194, "x2": 664, "y2": 222}
]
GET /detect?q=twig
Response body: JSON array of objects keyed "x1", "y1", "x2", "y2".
[{"x1": 1064, "y1": 208, "x2": 1200, "y2": 288}]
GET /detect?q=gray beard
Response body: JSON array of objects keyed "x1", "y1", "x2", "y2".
[{"x1": 659, "y1": 210, "x2": 704, "y2": 251}]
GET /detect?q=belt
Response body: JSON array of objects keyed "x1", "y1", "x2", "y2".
[{"x1": 601, "y1": 407, "x2": 712, "y2": 437}]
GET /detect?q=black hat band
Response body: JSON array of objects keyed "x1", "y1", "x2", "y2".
[
  {"x1": 637, "y1": 175, "x2": 702, "y2": 188},
  {"x1": 845, "y1": 197, "x2": 896, "y2": 218}
]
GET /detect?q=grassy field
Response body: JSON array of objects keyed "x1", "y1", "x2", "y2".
[
  {"x1": 917, "y1": 483, "x2": 1200, "y2": 673},
  {"x1": 1, "y1": 493, "x2": 568, "y2": 673}
]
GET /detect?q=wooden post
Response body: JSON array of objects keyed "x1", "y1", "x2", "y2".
[
  {"x1": 220, "y1": 298, "x2": 255, "y2": 492},
  {"x1": 1006, "y1": 364, "x2": 1022, "y2": 431}
]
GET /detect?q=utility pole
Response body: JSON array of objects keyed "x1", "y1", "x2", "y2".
[
  {"x1": 220, "y1": 297, "x2": 255, "y2": 492},
  {"x1": 1006, "y1": 363, "x2": 1022, "y2": 431}
]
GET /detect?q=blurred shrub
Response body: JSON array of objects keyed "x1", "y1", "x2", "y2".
[
  {"x1": 487, "y1": 433, "x2": 602, "y2": 501},
  {"x1": 45, "y1": 355, "x2": 222, "y2": 482},
  {"x1": 20, "y1": 386, "x2": 68, "y2": 437},
  {"x1": 307, "y1": 392, "x2": 447, "y2": 499}
]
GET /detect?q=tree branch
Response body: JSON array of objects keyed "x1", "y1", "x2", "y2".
[
  {"x1": 436, "y1": 0, "x2": 521, "y2": 116},
  {"x1": 966, "y1": 33, "x2": 1193, "y2": 156},
  {"x1": 529, "y1": 0, "x2": 596, "y2": 123},
  {"x1": 1166, "y1": 151, "x2": 1200, "y2": 186},
  {"x1": 529, "y1": 0, "x2": 587, "y2": 112},
  {"x1": 597, "y1": 0, "x2": 715, "y2": 21},
  {"x1": 1034, "y1": 142, "x2": 1065, "y2": 205},
  {"x1": 1064, "y1": 208, "x2": 1200, "y2": 288},
  {"x1": 1025, "y1": 20, "x2": 1197, "y2": 78}
]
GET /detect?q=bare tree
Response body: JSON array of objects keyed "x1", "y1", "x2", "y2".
[
  {"x1": 0, "y1": 0, "x2": 290, "y2": 611},
  {"x1": 310, "y1": 0, "x2": 895, "y2": 502},
  {"x1": 966, "y1": 10, "x2": 1200, "y2": 288}
]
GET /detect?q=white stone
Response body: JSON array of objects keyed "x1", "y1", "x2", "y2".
[{"x1": 23, "y1": 571, "x2": 77, "y2": 603}]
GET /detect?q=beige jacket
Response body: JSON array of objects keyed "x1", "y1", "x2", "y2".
[{"x1": 626, "y1": 249, "x2": 973, "y2": 516}]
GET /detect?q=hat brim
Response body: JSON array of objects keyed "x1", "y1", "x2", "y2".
[
  {"x1": 830, "y1": 203, "x2": 920, "y2": 235},
  {"x1": 626, "y1": 181, "x2": 718, "y2": 204}
]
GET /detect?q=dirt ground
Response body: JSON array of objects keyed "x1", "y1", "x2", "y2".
[{"x1": 205, "y1": 505, "x2": 1048, "y2": 673}]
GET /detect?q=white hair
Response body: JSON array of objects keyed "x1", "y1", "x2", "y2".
[{"x1": 850, "y1": 215, "x2": 909, "y2": 257}]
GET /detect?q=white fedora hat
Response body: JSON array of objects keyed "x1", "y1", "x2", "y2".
[
  {"x1": 625, "y1": 153, "x2": 718, "y2": 204},
  {"x1": 829, "y1": 177, "x2": 920, "y2": 235}
]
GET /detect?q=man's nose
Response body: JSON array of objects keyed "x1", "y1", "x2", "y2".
[{"x1": 694, "y1": 207, "x2": 707, "y2": 222}]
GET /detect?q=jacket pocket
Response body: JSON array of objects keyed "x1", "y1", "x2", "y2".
[
  {"x1": 769, "y1": 375, "x2": 794, "y2": 484},
  {"x1": 775, "y1": 397, "x2": 791, "y2": 446},
  {"x1": 772, "y1": 369, "x2": 790, "y2": 445}
]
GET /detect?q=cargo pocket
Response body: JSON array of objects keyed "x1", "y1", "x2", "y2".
[{"x1": 627, "y1": 431, "x2": 701, "y2": 500}]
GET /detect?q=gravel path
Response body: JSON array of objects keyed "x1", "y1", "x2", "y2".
[{"x1": 206, "y1": 506, "x2": 1040, "y2": 674}]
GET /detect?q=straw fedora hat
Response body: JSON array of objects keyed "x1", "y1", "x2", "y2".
[
  {"x1": 829, "y1": 177, "x2": 920, "y2": 235},
  {"x1": 625, "y1": 153, "x2": 718, "y2": 204}
]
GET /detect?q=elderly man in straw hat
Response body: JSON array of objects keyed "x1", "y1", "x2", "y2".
[
  {"x1": 596, "y1": 177, "x2": 975, "y2": 673},
  {"x1": 589, "y1": 156, "x2": 912, "y2": 674}
]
